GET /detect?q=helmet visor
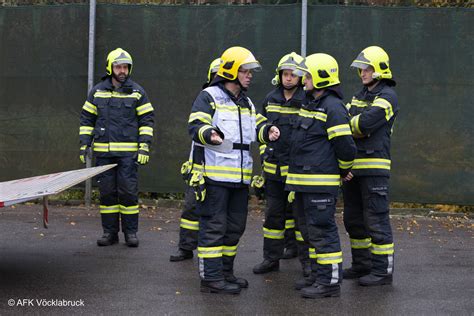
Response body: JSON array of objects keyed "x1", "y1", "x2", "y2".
[
  {"x1": 350, "y1": 61, "x2": 370, "y2": 70},
  {"x1": 113, "y1": 59, "x2": 132, "y2": 66},
  {"x1": 241, "y1": 62, "x2": 262, "y2": 72},
  {"x1": 279, "y1": 65, "x2": 297, "y2": 72},
  {"x1": 292, "y1": 68, "x2": 308, "y2": 77}
]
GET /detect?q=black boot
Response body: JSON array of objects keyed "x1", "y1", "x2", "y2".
[
  {"x1": 253, "y1": 259, "x2": 279, "y2": 274},
  {"x1": 300, "y1": 284, "x2": 341, "y2": 299},
  {"x1": 170, "y1": 248, "x2": 194, "y2": 262},
  {"x1": 97, "y1": 233, "x2": 118, "y2": 246},
  {"x1": 359, "y1": 273, "x2": 393, "y2": 286},
  {"x1": 294, "y1": 275, "x2": 316, "y2": 290},
  {"x1": 124, "y1": 233, "x2": 139, "y2": 247},
  {"x1": 343, "y1": 266, "x2": 370, "y2": 279},
  {"x1": 282, "y1": 247, "x2": 298, "y2": 259},
  {"x1": 200, "y1": 280, "x2": 241, "y2": 294},
  {"x1": 224, "y1": 274, "x2": 249, "y2": 288}
]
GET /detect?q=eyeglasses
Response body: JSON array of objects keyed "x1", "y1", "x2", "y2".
[{"x1": 238, "y1": 69, "x2": 253, "y2": 76}]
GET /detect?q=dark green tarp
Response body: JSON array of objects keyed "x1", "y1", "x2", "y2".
[{"x1": 0, "y1": 4, "x2": 472, "y2": 204}]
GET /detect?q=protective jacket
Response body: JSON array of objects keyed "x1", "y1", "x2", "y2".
[
  {"x1": 347, "y1": 80, "x2": 398, "y2": 177},
  {"x1": 80, "y1": 77, "x2": 154, "y2": 157},
  {"x1": 188, "y1": 82, "x2": 271, "y2": 187},
  {"x1": 286, "y1": 89, "x2": 356, "y2": 195},
  {"x1": 261, "y1": 86, "x2": 305, "y2": 181}
]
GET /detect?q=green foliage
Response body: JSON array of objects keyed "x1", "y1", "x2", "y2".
[{"x1": 1, "y1": 0, "x2": 472, "y2": 7}]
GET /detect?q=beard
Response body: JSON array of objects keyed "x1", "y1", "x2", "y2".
[{"x1": 113, "y1": 72, "x2": 128, "y2": 83}]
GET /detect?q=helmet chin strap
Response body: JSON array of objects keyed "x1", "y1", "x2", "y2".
[{"x1": 236, "y1": 78, "x2": 247, "y2": 92}]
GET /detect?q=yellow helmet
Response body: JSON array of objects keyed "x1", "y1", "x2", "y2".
[
  {"x1": 271, "y1": 52, "x2": 304, "y2": 85},
  {"x1": 294, "y1": 53, "x2": 340, "y2": 89},
  {"x1": 207, "y1": 58, "x2": 221, "y2": 83},
  {"x1": 217, "y1": 46, "x2": 262, "y2": 81},
  {"x1": 106, "y1": 48, "x2": 133, "y2": 76},
  {"x1": 351, "y1": 46, "x2": 392, "y2": 80}
]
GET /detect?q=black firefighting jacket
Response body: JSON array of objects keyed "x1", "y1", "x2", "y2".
[
  {"x1": 79, "y1": 77, "x2": 154, "y2": 158},
  {"x1": 260, "y1": 85, "x2": 305, "y2": 182},
  {"x1": 286, "y1": 88, "x2": 356, "y2": 195},
  {"x1": 347, "y1": 80, "x2": 398, "y2": 177}
]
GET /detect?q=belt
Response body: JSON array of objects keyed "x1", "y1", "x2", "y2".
[{"x1": 232, "y1": 143, "x2": 250, "y2": 151}]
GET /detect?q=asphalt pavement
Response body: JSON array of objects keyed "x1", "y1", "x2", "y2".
[{"x1": 0, "y1": 202, "x2": 473, "y2": 315}]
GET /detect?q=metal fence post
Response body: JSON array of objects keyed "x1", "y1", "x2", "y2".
[
  {"x1": 301, "y1": 0, "x2": 307, "y2": 57},
  {"x1": 85, "y1": 0, "x2": 96, "y2": 208}
]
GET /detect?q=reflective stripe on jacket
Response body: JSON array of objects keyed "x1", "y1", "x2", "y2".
[
  {"x1": 347, "y1": 80, "x2": 398, "y2": 177},
  {"x1": 286, "y1": 90, "x2": 356, "y2": 195},
  {"x1": 79, "y1": 77, "x2": 154, "y2": 158}
]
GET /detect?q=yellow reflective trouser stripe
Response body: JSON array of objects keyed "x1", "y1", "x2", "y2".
[
  {"x1": 198, "y1": 246, "x2": 223, "y2": 258},
  {"x1": 285, "y1": 219, "x2": 295, "y2": 230},
  {"x1": 139, "y1": 126, "x2": 153, "y2": 136},
  {"x1": 256, "y1": 113, "x2": 267, "y2": 126},
  {"x1": 83, "y1": 101, "x2": 97, "y2": 115},
  {"x1": 350, "y1": 238, "x2": 372, "y2": 249},
  {"x1": 295, "y1": 230, "x2": 304, "y2": 242},
  {"x1": 309, "y1": 247, "x2": 317, "y2": 259},
  {"x1": 373, "y1": 97, "x2": 394, "y2": 121},
  {"x1": 280, "y1": 165, "x2": 289, "y2": 176},
  {"x1": 180, "y1": 218, "x2": 199, "y2": 231},
  {"x1": 136, "y1": 102, "x2": 154, "y2": 116},
  {"x1": 338, "y1": 159, "x2": 354, "y2": 170},
  {"x1": 327, "y1": 124, "x2": 352, "y2": 140},
  {"x1": 299, "y1": 109, "x2": 327, "y2": 122},
  {"x1": 120, "y1": 205, "x2": 139, "y2": 215},
  {"x1": 371, "y1": 243, "x2": 394, "y2": 255},
  {"x1": 350, "y1": 115, "x2": 361, "y2": 135},
  {"x1": 316, "y1": 251, "x2": 343, "y2": 264},
  {"x1": 188, "y1": 111, "x2": 212, "y2": 124},
  {"x1": 100, "y1": 205, "x2": 120, "y2": 214},
  {"x1": 259, "y1": 144, "x2": 266, "y2": 155},
  {"x1": 352, "y1": 158, "x2": 391, "y2": 170},
  {"x1": 79, "y1": 126, "x2": 94, "y2": 135},
  {"x1": 263, "y1": 227, "x2": 285, "y2": 240},
  {"x1": 266, "y1": 104, "x2": 300, "y2": 115},
  {"x1": 223, "y1": 245, "x2": 238, "y2": 257},
  {"x1": 286, "y1": 173, "x2": 340, "y2": 186},
  {"x1": 263, "y1": 161, "x2": 277, "y2": 174},
  {"x1": 198, "y1": 125, "x2": 213, "y2": 145},
  {"x1": 258, "y1": 125, "x2": 266, "y2": 143}
]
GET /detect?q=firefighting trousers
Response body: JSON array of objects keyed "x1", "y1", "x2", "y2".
[
  {"x1": 96, "y1": 156, "x2": 139, "y2": 234},
  {"x1": 197, "y1": 184, "x2": 249, "y2": 281},
  {"x1": 178, "y1": 186, "x2": 200, "y2": 251},
  {"x1": 294, "y1": 192, "x2": 342, "y2": 286},
  {"x1": 342, "y1": 176, "x2": 394, "y2": 276},
  {"x1": 262, "y1": 180, "x2": 296, "y2": 260}
]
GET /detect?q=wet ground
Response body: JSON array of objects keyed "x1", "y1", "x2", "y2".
[{"x1": 0, "y1": 202, "x2": 473, "y2": 315}]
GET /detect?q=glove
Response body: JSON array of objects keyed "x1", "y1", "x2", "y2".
[
  {"x1": 180, "y1": 161, "x2": 192, "y2": 182},
  {"x1": 137, "y1": 143, "x2": 150, "y2": 165},
  {"x1": 251, "y1": 175, "x2": 265, "y2": 200},
  {"x1": 79, "y1": 145, "x2": 90, "y2": 164},
  {"x1": 189, "y1": 171, "x2": 206, "y2": 202},
  {"x1": 288, "y1": 191, "x2": 295, "y2": 203}
]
